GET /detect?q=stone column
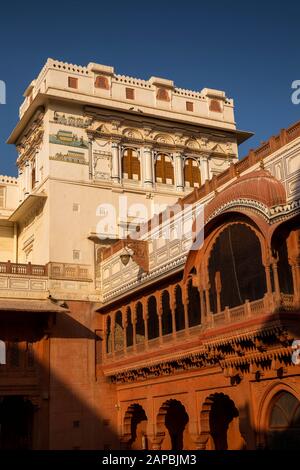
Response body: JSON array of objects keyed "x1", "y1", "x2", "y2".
[
  {"x1": 143, "y1": 146, "x2": 153, "y2": 188},
  {"x1": 157, "y1": 307, "x2": 163, "y2": 344},
  {"x1": 132, "y1": 307, "x2": 137, "y2": 352},
  {"x1": 24, "y1": 161, "x2": 30, "y2": 195},
  {"x1": 174, "y1": 152, "x2": 184, "y2": 191},
  {"x1": 142, "y1": 299, "x2": 149, "y2": 349},
  {"x1": 111, "y1": 141, "x2": 120, "y2": 183},
  {"x1": 182, "y1": 285, "x2": 190, "y2": 332},
  {"x1": 201, "y1": 154, "x2": 210, "y2": 181},
  {"x1": 122, "y1": 308, "x2": 127, "y2": 354},
  {"x1": 87, "y1": 134, "x2": 94, "y2": 180},
  {"x1": 264, "y1": 263, "x2": 273, "y2": 295},
  {"x1": 272, "y1": 259, "x2": 281, "y2": 301},
  {"x1": 35, "y1": 152, "x2": 39, "y2": 185},
  {"x1": 170, "y1": 289, "x2": 177, "y2": 337},
  {"x1": 111, "y1": 317, "x2": 115, "y2": 358}
]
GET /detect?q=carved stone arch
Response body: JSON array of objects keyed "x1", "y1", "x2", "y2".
[
  {"x1": 122, "y1": 403, "x2": 148, "y2": 449},
  {"x1": 156, "y1": 399, "x2": 190, "y2": 450},
  {"x1": 204, "y1": 220, "x2": 268, "y2": 312},
  {"x1": 154, "y1": 133, "x2": 174, "y2": 145},
  {"x1": 184, "y1": 137, "x2": 200, "y2": 149},
  {"x1": 147, "y1": 295, "x2": 159, "y2": 340},
  {"x1": 204, "y1": 219, "x2": 268, "y2": 269},
  {"x1": 160, "y1": 289, "x2": 173, "y2": 335},
  {"x1": 184, "y1": 210, "x2": 270, "y2": 283},
  {"x1": 122, "y1": 128, "x2": 143, "y2": 141},
  {"x1": 199, "y1": 393, "x2": 242, "y2": 450},
  {"x1": 256, "y1": 381, "x2": 300, "y2": 448}
]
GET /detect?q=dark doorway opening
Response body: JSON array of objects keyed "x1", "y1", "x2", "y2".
[{"x1": 0, "y1": 396, "x2": 34, "y2": 449}]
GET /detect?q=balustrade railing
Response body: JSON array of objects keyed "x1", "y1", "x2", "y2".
[
  {"x1": 0, "y1": 261, "x2": 47, "y2": 276},
  {"x1": 103, "y1": 293, "x2": 298, "y2": 363}
]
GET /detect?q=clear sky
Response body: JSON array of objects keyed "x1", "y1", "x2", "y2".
[{"x1": 0, "y1": 0, "x2": 299, "y2": 176}]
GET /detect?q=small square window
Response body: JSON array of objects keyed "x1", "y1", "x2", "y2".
[
  {"x1": 126, "y1": 88, "x2": 135, "y2": 100},
  {"x1": 73, "y1": 203, "x2": 80, "y2": 212},
  {"x1": 68, "y1": 77, "x2": 78, "y2": 89},
  {"x1": 186, "y1": 101, "x2": 193, "y2": 112},
  {"x1": 73, "y1": 250, "x2": 80, "y2": 261}
]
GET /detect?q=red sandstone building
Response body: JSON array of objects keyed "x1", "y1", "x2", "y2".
[{"x1": 0, "y1": 60, "x2": 299, "y2": 450}]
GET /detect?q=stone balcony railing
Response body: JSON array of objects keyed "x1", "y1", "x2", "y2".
[
  {"x1": 103, "y1": 293, "x2": 299, "y2": 366},
  {"x1": 0, "y1": 261, "x2": 47, "y2": 276},
  {"x1": 0, "y1": 261, "x2": 93, "y2": 298}
]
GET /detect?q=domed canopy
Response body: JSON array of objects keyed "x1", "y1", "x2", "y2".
[{"x1": 205, "y1": 169, "x2": 286, "y2": 222}]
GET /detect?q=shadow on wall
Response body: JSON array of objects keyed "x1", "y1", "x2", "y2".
[{"x1": 0, "y1": 306, "x2": 119, "y2": 450}]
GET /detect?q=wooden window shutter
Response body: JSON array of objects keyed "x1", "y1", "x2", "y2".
[
  {"x1": 122, "y1": 149, "x2": 140, "y2": 180},
  {"x1": 95, "y1": 76, "x2": 109, "y2": 89},
  {"x1": 155, "y1": 154, "x2": 174, "y2": 184},
  {"x1": 68, "y1": 77, "x2": 78, "y2": 89},
  {"x1": 184, "y1": 159, "x2": 201, "y2": 188}
]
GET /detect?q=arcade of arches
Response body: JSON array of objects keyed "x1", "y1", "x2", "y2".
[{"x1": 101, "y1": 205, "x2": 300, "y2": 450}]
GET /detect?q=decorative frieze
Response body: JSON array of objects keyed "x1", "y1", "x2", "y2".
[{"x1": 52, "y1": 111, "x2": 93, "y2": 128}]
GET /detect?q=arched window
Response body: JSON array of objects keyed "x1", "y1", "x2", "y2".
[
  {"x1": 208, "y1": 223, "x2": 267, "y2": 312},
  {"x1": 187, "y1": 279, "x2": 201, "y2": 327},
  {"x1": 161, "y1": 290, "x2": 173, "y2": 335},
  {"x1": 122, "y1": 149, "x2": 140, "y2": 180},
  {"x1": 268, "y1": 392, "x2": 300, "y2": 449},
  {"x1": 184, "y1": 158, "x2": 201, "y2": 188},
  {"x1": 174, "y1": 285, "x2": 185, "y2": 331},
  {"x1": 95, "y1": 76, "x2": 109, "y2": 89},
  {"x1": 106, "y1": 317, "x2": 112, "y2": 353},
  {"x1": 155, "y1": 154, "x2": 174, "y2": 185},
  {"x1": 126, "y1": 308, "x2": 133, "y2": 348},
  {"x1": 147, "y1": 296, "x2": 159, "y2": 340},
  {"x1": 135, "y1": 302, "x2": 145, "y2": 344},
  {"x1": 156, "y1": 88, "x2": 170, "y2": 101},
  {"x1": 114, "y1": 311, "x2": 124, "y2": 351}
]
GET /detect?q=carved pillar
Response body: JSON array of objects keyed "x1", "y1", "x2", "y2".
[
  {"x1": 170, "y1": 287, "x2": 177, "y2": 337},
  {"x1": 215, "y1": 271, "x2": 221, "y2": 313},
  {"x1": 142, "y1": 299, "x2": 149, "y2": 349},
  {"x1": 24, "y1": 161, "x2": 30, "y2": 195},
  {"x1": 200, "y1": 154, "x2": 210, "y2": 181},
  {"x1": 132, "y1": 304, "x2": 137, "y2": 352},
  {"x1": 264, "y1": 263, "x2": 272, "y2": 295},
  {"x1": 103, "y1": 321, "x2": 108, "y2": 358},
  {"x1": 34, "y1": 152, "x2": 39, "y2": 185},
  {"x1": 289, "y1": 258, "x2": 300, "y2": 305},
  {"x1": 111, "y1": 141, "x2": 120, "y2": 183},
  {"x1": 122, "y1": 308, "x2": 127, "y2": 354},
  {"x1": 87, "y1": 134, "x2": 94, "y2": 180},
  {"x1": 205, "y1": 284, "x2": 211, "y2": 315},
  {"x1": 182, "y1": 284, "x2": 190, "y2": 332},
  {"x1": 174, "y1": 152, "x2": 184, "y2": 191},
  {"x1": 272, "y1": 259, "x2": 280, "y2": 300},
  {"x1": 199, "y1": 288, "x2": 206, "y2": 324},
  {"x1": 157, "y1": 305, "x2": 163, "y2": 344},
  {"x1": 111, "y1": 316, "x2": 115, "y2": 358},
  {"x1": 143, "y1": 146, "x2": 153, "y2": 188}
]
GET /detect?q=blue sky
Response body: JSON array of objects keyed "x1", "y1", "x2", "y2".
[{"x1": 0, "y1": 0, "x2": 299, "y2": 176}]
